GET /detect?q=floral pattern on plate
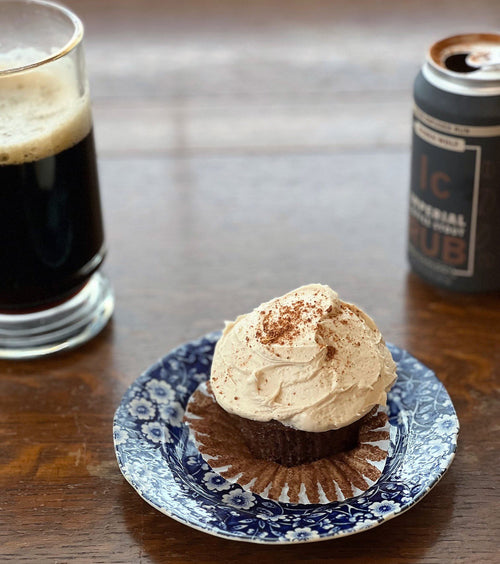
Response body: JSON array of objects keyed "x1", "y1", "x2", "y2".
[{"x1": 113, "y1": 332, "x2": 459, "y2": 544}]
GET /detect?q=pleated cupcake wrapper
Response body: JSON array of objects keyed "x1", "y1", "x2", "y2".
[{"x1": 184, "y1": 381, "x2": 390, "y2": 505}]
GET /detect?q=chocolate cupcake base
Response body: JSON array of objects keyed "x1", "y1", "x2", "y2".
[
  {"x1": 184, "y1": 382, "x2": 391, "y2": 504},
  {"x1": 230, "y1": 412, "x2": 369, "y2": 467}
]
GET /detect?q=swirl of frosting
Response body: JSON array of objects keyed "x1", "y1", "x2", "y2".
[{"x1": 210, "y1": 284, "x2": 397, "y2": 432}]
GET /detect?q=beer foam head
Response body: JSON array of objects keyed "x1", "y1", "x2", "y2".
[{"x1": 0, "y1": 48, "x2": 92, "y2": 165}]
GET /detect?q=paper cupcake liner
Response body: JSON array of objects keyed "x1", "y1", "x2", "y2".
[{"x1": 184, "y1": 381, "x2": 390, "y2": 504}]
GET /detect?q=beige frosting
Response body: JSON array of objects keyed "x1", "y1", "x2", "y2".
[{"x1": 210, "y1": 284, "x2": 397, "y2": 432}]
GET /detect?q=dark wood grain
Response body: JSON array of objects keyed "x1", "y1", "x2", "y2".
[{"x1": 1, "y1": 0, "x2": 499, "y2": 562}]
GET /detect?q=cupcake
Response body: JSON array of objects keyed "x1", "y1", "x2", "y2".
[
  {"x1": 210, "y1": 284, "x2": 396, "y2": 465},
  {"x1": 184, "y1": 284, "x2": 397, "y2": 503}
]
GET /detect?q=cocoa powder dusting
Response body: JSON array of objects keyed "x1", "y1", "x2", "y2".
[
  {"x1": 258, "y1": 300, "x2": 323, "y2": 345},
  {"x1": 325, "y1": 346, "x2": 336, "y2": 360}
]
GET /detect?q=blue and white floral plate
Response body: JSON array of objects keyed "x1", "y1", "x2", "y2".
[{"x1": 113, "y1": 332, "x2": 459, "y2": 544}]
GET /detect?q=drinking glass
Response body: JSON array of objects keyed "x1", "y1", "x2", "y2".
[{"x1": 0, "y1": 0, "x2": 113, "y2": 358}]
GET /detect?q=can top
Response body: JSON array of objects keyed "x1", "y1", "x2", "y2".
[{"x1": 424, "y1": 33, "x2": 500, "y2": 95}]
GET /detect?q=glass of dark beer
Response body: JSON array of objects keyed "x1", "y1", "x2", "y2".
[{"x1": 0, "y1": 0, "x2": 113, "y2": 358}]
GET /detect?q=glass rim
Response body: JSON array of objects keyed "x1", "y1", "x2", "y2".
[{"x1": 0, "y1": 0, "x2": 84, "y2": 77}]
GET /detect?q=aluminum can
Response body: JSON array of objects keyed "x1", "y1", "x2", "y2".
[{"x1": 408, "y1": 33, "x2": 500, "y2": 292}]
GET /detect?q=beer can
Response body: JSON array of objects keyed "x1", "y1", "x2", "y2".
[{"x1": 408, "y1": 33, "x2": 500, "y2": 292}]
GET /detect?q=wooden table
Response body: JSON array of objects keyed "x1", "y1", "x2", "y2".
[{"x1": 1, "y1": 1, "x2": 499, "y2": 562}]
